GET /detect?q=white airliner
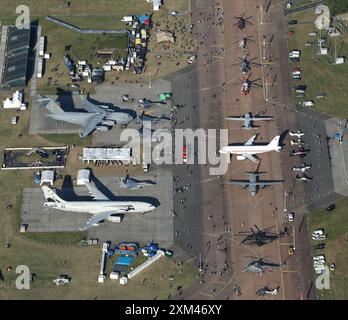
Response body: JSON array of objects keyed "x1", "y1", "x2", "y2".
[
  {"x1": 41, "y1": 180, "x2": 155, "y2": 230},
  {"x1": 219, "y1": 135, "x2": 281, "y2": 162}
]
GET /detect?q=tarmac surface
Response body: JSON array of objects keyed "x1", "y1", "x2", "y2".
[
  {"x1": 29, "y1": 79, "x2": 172, "y2": 143},
  {"x1": 171, "y1": 0, "x2": 338, "y2": 300},
  {"x1": 21, "y1": 169, "x2": 173, "y2": 246}
]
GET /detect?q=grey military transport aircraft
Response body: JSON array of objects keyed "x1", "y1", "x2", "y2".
[
  {"x1": 37, "y1": 95, "x2": 133, "y2": 138},
  {"x1": 225, "y1": 171, "x2": 283, "y2": 195},
  {"x1": 225, "y1": 112, "x2": 273, "y2": 129}
]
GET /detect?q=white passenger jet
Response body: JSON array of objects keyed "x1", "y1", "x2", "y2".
[{"x1": 219, "y1": 135, "x2": 281, "y2": 162}]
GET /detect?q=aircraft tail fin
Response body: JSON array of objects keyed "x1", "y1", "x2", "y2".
[
  {"x1": 267, "y1": 135, "x2": 280, "y2": 151},
  {"x1": 37, "y1": 97, "x2": 65, "y2": 114},
  {"x1": 41, "y1": 185, "x2": 65, "y2": 203}
]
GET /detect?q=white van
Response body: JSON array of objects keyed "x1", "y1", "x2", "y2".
[
  {"x1": 121, "y1": 16, "x2": 134, "y2": 23},
  {"x1": 303, "y1": 100, "x2": 314, "y2": 107}
]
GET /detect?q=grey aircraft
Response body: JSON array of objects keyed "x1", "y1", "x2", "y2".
[
  {"x1": 237, "y1": 225, "x2": 288, "y2": 247},
  {"x1": 256, "y1": 286, "x2": 279, "y2": 296},
  {"x1": 37, "y1": 95, "x2": 133, "y2": 138},
  {"x1": 242, "y1": 257, "x2": 283, "y2": 273},
  {"x1": 225, "y1": 171, "x2": 283, "y2": 196},
  {"x1": 225, "y1": 112, "x2": 273, "y2": 129},
  {"x1": 119, "y1": 175, "x2": 156, "y2": 190}
]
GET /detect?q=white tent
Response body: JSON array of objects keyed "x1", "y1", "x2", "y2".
[
  {"x1": 40, "y1": 170, "x2": 55, "y2": 186},
  {"x1": 156, "y1": 31, "x2": 175, "y2": 44},
  {"x1": 3, "y1": 91, "x2": 27, "y2": 110}
]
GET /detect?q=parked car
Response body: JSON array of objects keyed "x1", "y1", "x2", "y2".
[
  {"x1": 313, "y1": 243, "x2": 326, "y2": 250},
  {"x1": 326, "y1": 204, "x2": 336, "y2": 212},
  {"x1": 288, "y1": 20, "x2": 298, "y2": 25},
  {"x1": 288, "y1": 212, "x2": 295, "y2": 222}
]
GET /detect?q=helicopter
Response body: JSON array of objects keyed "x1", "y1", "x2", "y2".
[
  {"x1": 237, "y1": 75, "x2": 263, "y2": 95},
  {"x1": 234, "y1": 36, "x2": 256, "y2": 49},
  {"x1": 234, "y1": 14, "x2": 253, "y2": 30},
  {"x1": 237, "y1": 225, "x2": 289, "y2": 247},
  {"x1": 256, "y1": 285, "x2": 280, "y2": 297},
  {"x1": 242, "y1": 256, "x2": 284, "y2": 274},
  {"x1": 233, "y1": 53, "x2": 261, "y2": 74}
]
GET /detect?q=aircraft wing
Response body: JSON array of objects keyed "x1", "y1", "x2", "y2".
[
  {"x1": 80, "y1": 113, "x2": 106, "y2": 138},
  {"x1": 252, "y1": 116, "x2": 273, "y2": 121},
  {"x1": 80, "y1": 211, "x2": 120, "y2": 230},
  {"x1": 225, "y1": 116, "x2": 244, "y2": 121},
  {"x1": 83, "y1": 180, "x2": 110, "y2": 200},
  {"x1": 226, "y1": 180, "x2": 250, "y2": 186},
  {"x1": 253, "y1": 181, "x2": 283, "y2": 186},
  {"x1": 243, "y1": 154, "x2": 259, "y2": 162},
  {"x1": 244, "y1": 135, "x2": 257, "y2": 146},
  {"x1": 80, "y1": 96, "x2": 104, "y2": 113}
]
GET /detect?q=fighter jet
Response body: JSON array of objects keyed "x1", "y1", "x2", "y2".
[
  {"x1": 296, "y1": 174, "x2": 312, "y2": 183},
  {"x1": 292, "y1": 164, "x2": 311, "y2": 173},
  {"x1": 256, "y1": 286, "x2": 279, "y2": 297},
  {"x1": 237, "y1": 225, "x2": 281, "y2": 246},
  {"x1": 234, "y1": 14, "x2": 253, "y2": 30},
  {"x1": 41, "y1": 170, "x2": 156, "y2": 230},
  {"x1": 225, "y1": 171, "x2": 283, "y2": 196},
  {"x1": 225, "y1": 112, "x2": 273, "y2": 129},
  {"x1": 289, "y1": 130, "x2": 305, "y2": 138},
  {"x1": 242, "y1": 256, "x2": 284, "y2": 273},
  {"x1": 138, "y1": 98, "x2": 166, "y2": 108},
  {"x1": 37, "y1": 95, "x2": 133, "y2": 138},
  {"x1": 219, "y1": 135, "x2": 281, "y2": 163},
  {"x1": 119, "y1": 175, "x2": 156, "y2": 190}
]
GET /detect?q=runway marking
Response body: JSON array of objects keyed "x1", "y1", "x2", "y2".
[{"x1": 256, "y1": 4, "x2": 268, "y2": 101}]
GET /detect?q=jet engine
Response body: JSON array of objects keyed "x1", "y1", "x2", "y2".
[
  {"x1": 101, "y1": 120, "x2": 115, "y2": 126},
  {"x1": 96, "y1": 126, "x2": 109, "y2": 132},
  {"x1": 106, "y1": 214, "x2": 122, "y2": 223}
]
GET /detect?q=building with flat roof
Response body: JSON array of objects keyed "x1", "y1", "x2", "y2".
[{"x1": 0, "y1": 25, "x2": 31, "y2": 88}]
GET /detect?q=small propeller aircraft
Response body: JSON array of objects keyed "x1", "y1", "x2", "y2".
[
  {"x1": 290, "y1": 148, "x2": 309, "y2": 157},
  {"x1": 289, "y1": 130, "x2": 305, "y2": 138},
  {"x1": 292, "y1": 164, "x2": 311, "y2": 173},
  {"x1": 296, "y1": 174, "x2": 313, "y2": 183}
]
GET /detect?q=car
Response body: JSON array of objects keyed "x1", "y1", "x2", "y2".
[
  {"x1": 288, "y1": 20, "x2": 298, "y2": 25},
  {"x1": 187, "y1": 55, "x2": 197, "y2": 64},
  {"x1": 287, "y1": 2, "x2": 293, "y2": 9},
  {"x1": 326, "y1": 204, "x2": 336, "y2": 212},
  {"x1": 171, "y1": 11, "x2": 179, "y2": 16},
  {"x1": 183, "y1": 146, "x2": 187, "y2": 163},
  {"x1": 288, "y1": 212, "x2": 294, "y2": 222},
  {"x1": 313, "y1": 243, "x2": 326, "y2": 250},
  {"x1": 330, "y1": 263, "x2": 336, "y2": 271}
]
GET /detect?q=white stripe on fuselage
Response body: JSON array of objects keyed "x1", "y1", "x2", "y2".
[{"x1": 45, "y1": 201, "x2": 154, "y2": 214}]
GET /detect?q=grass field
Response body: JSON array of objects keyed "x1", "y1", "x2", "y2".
[
  {"x1": 308, "y1": 197, "x2": 348, "y2": 299},
  {"x1": 287, "y1": 10, "x2": 348, "y2": 119},
  {"x1": 0, "y1": 0, "x2": 197, "y2": 300},
  {"x1": 0, "y1": 0, "x2": 152, "y2": 16}
]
